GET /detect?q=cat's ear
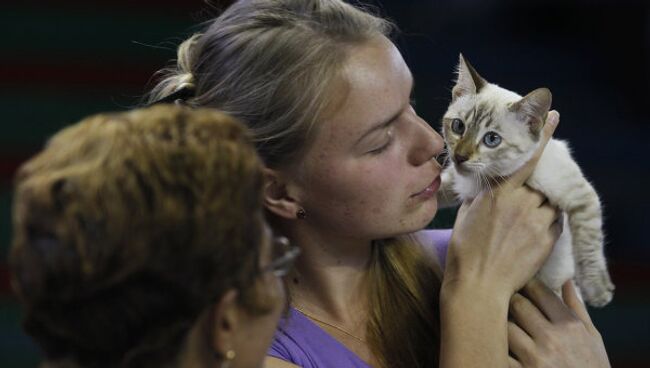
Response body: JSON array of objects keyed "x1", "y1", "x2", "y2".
[
  {"x1": 509, "y1": 88, "x2": 552, "y2": 135},
  {"x1": 452, "y1": 54, "x2": 487, "y2": 101}
]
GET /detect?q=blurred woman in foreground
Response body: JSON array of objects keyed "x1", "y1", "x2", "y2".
[{"x1": 10, "y1": 104, "x2": 297, "y2": 368}]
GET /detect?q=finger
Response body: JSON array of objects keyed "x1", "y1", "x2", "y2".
[
  {"x1": 521, "y1": 185, "x2": 547, "y2": 208},
  {"x1": 538, "y1": 201, "x2": 559, "y2": 226},
  {"x1": 455, "y1": 198, "x2": 474, "y2": 220},
  {"x1": 509, "y1": 293, "x2": 550, "y2": 338},
  {"x1": 508, "y1": 355, "x2": 523, "y2": 368},
  {"x1": 562, "y1": 280, "x2": 595, "y2": 328},
  {"x1": 506, "y1": 110, "x2": 560, "y2": 187},
  {"x1": 523, "y1": 278, "x2": 573, "y2": 323},
  {"x1": 508, "y1": 321, "x2": 534, "y2": 365}
]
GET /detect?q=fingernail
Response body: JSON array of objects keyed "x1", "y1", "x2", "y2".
[{"x1": 548, "y1": 111, "x2": 560, "y2": 127}]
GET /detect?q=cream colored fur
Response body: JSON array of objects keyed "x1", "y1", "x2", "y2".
[{"x1": 440, "y1": 55, "x2": 614, "y2": 306}]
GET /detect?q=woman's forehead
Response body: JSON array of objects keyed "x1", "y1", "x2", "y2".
[{"x1": 323, "y1": 37, "x2": 412, "y2": 142}]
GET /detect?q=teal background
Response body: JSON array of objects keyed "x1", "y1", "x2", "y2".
[{"x1": 1, "y1": 0, "x2": 648, "y2": 367}]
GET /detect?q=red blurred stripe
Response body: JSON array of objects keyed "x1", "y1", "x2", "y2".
[
  {"x1": 13, "y1": 0, "x2": 225, "y2": 13},
  {"x1": 0, "y1": 155, "x2": 29, "y2": 184},
  {"x1": 0, "y1": 264, "x2": 13, "y2": 296},
  {"x1": 0, "y1": 61, "x2": 159, "y2": 89}
]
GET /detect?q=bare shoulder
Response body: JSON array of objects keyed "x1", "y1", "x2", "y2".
[{"x1": 264, "y1": 356, "x2": 301, "y2": 368}]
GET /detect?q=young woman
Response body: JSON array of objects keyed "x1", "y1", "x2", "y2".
[
  {"x1": 147, "y1": 1, "x2": 610, "y2": 367},
  {"x1": 10, "y1": 105, "x2": 297, "y2": 368}
]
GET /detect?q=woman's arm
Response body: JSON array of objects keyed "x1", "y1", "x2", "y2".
[
  {"x1": 439, "y1": 277, "x2": 511, "y2": 367},
  {"x1": 439, "y1": 112, "x2": 562, "y2": 367},
  {"x1": 508, "y1": 280, "x2": 610, "y2": 368},
  {"x1": 439, "y1": 186, "x2": 559, "y2": 367}
]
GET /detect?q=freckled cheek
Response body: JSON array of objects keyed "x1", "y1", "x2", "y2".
[
  {"x1": 354, "y1": 177, "x2": 406, "y2": 217},
  {"x1": 318, "y1": 172, "x2": 392, "y2": 212}
]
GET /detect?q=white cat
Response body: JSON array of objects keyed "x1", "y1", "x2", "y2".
[{"x1": 439, "y1": 54, "x2": 614, "y2": 307}]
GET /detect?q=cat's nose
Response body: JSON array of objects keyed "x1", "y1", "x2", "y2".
[{"x1": 453, "y1": 154, "x2": 469, "y2": 165}]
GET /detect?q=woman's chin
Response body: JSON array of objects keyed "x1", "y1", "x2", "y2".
[{"x1": 408, "y1": 199, "x2": 439, "y2": 232}]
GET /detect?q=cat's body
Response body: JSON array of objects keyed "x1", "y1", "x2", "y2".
[{"x1": 440, "y1": 55, "x2": 614, "y2": 307}]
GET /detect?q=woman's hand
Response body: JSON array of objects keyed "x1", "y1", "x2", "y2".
[
  {"x1": 439, "y1": 112, "x2": 563, "y2": 368},
  {"x1": 442, "y1": 111, "x2": 562, "y2": 301},
  {"x1": 508, "y1": 279, "x2": 611, "y2": 368}
]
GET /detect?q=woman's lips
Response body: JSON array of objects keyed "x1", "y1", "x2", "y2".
[{"x1": 411, "y1": 176, "x2": 441, "y2": 199}]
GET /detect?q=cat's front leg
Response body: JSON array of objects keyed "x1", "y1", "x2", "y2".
[
  {"x1": 528, "y1": 140, "x2": 614, "y2": 307},
  {"x1": 437, "y1": 167, "x2": 461, "y2": 208},
  {"x1": 562, "y1": 176, "x2": 613, "y2": 307}
]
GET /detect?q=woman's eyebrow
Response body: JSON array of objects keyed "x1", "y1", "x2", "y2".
[
  {"x1": 355, "y1": 74, "x2": 414, "y2": 146},
  {"x1": 355, "y1": 109, "x2": 401, "y2": 146}
]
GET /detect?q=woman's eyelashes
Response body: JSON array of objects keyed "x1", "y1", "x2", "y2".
[{"x1": 368, "y1": 130, "x2": 394, "y2": 155}]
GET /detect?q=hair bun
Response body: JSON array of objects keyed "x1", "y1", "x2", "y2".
[{"x1": 176, "y1": 72, "x2": 195, "y2": 92}]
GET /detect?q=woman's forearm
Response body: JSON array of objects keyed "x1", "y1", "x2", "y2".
[{"x1": 439, "y1": 281, "x2": 511, "y2": 368}]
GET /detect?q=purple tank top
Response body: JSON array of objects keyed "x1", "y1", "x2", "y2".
[{"x1": 267, "y1": 229, "x2": 452, "y2": 367}]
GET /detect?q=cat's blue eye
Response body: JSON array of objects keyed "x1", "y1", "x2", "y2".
[
  {"x1": 451, "y1": 118, "x2": 465, "y2": 135},
  {"x1": 482, "y1": 132, "x2": 502, "y2": 148}
]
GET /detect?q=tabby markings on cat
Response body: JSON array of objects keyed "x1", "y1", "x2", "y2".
[{"x1": 438, "y1": 54, "x2": 614, "y2": 307}]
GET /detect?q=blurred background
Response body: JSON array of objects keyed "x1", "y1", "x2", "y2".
[{"x1": 1, "y1": 0, "x2": 648, "y2": 366}]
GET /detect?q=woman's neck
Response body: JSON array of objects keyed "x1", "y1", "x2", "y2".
[{"x1": 286, "y1": 224, "x2": 373, "y2": 324}]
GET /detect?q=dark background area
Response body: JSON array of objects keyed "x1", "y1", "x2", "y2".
[{"x1": 1, "y1": 0, "x2": 648, "y2": 366}]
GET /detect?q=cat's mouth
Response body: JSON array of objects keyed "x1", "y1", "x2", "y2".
[
  {"x1": 454, "y1": 160, "x2": 487, "y2": 176},
  {"x1": 453, "y1": 163, "x2": 474, "y2": 175}
]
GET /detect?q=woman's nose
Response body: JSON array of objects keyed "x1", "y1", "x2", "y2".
[{"x1": 408, "y1": 116, "x2": 444, "y2": 166}]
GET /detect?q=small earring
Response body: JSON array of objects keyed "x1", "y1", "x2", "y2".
[
  {"x1": 217, "y1": 349, "x2": 236, "y2": 368},
  {"x1": 296, "y1": 208, "x2": 307, "y2": 219}
]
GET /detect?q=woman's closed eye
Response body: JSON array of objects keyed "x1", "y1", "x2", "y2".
[{"x1": 368, "y1": 130, "x2": 394, "y2": 155}]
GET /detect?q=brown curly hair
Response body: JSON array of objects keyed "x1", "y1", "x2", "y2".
[{"x1": 10, "y1": 104, "x2": 266, "y2": 368}]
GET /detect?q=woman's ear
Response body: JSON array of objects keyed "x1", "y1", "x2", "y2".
[
  {"x1": 211, "y1": 289, "x2": 239, "y2": 358},
  {"x1": 263, "y1": 168, "x2": 303, "y2": 219}
]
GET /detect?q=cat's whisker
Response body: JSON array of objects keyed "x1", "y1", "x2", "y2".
[
  {"x1": 493, "y1": 174, "x2": 507, "y2": 189},
  {"x1": 468, "y1": 163, "x2": 496, "y2": 199},
  {"x1": 477, "y1": 169, "x2": 496, "y2": 199},
  {"x1": 440, "y1": 151, "x2": 451, "y2": 168},
  {"x1": 473, "y1": 170, "x2": 481, "y2": 193},
  {"x1": 483, "y1": 166, "x2": 506, "y2": 190},
  {"x1": 440, "y1": 62, "x2": 612, "y2": 307},
  {"x1": 485, "y1": 174, "x2": 496, "y2": 199}
]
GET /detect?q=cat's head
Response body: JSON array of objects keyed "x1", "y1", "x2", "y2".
[{"x1": 442, "y1": 54, "x2": 552, "y2": 179}]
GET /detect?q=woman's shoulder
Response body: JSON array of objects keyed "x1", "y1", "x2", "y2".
[
  {"x1": 267, "y1": 308, "x2": 371, "y2": 368},
  {"x1": 412, "y1": 228, "x2": 452, "y2": 270}
]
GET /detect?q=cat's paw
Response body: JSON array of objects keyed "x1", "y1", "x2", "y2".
[{"x1": 577, "y1": 268, "x2": 615, "y2": 307}]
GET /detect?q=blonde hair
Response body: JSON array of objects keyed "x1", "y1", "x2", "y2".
[
  {"x1": 148, "y1": 1, "x2": 440, "y2": 367},
  {"x1": 147, "y1": 0, "x2": 392, "y2": 167},
  {"x1": 10, "y1": 105, "x2": 266, "y2": 367}
]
